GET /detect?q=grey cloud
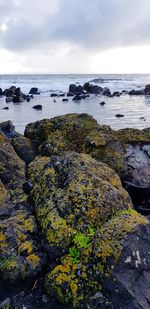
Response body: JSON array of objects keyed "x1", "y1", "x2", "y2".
[{"x1": 1, "y1": 0, "x2": 150, "y2": 52}]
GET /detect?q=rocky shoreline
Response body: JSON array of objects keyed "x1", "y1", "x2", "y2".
[{"x1": 0, "y1": 114, "x2": 150, "y2": 309}]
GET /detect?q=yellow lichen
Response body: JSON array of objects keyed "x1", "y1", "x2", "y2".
[{"x1": 27, "y1": 254, "x2": 40, "y2": 267}]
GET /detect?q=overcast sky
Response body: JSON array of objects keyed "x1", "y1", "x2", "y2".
[{"x1": 0, "y1": 0, "x2": 150, "y2": 73}]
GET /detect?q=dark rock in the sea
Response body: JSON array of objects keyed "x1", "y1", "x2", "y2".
[
  {"x1": 13, "y1": 96, "x2": 24, "y2": 103},
  {"x1": 67, "y1": 92, "x2": 74, "y2": 97},
  {"x1": 112, "y1": 91, "x2": 121, "y2": 97},
  {"x1": 139, "y1": 116, "x2": 146, "y2": 121},
  {"x1": 3, "y1": 107, "x2": 9, "y2": 110},
  {"x1": 15, "y1": 87, "x2": 26, "y2": 99},
  {"x1": 69, "y1": 84, "x2": 83, "y2": 94},
  {"x1": 83, "y1": 82, "x2": 103, "y2": 94},
  {"x1": 32, "y1": 104, "x2": 42, "y2": 110},
  {"x1": 62, "y1": 98, "x2": 69, "y2": 102},
  {"x1": 59, "y1": 93, "x2": 65, "y2": 97},
  {"x1": 50, "y1": 93, "x2": 58, "y2": 97},
  {"x1": 129, "y1": 89, "x2": 144, "y2": 95},
  {"x1": 12, "y1": 133, "x2": 36, "y2": 164},
  {"x1": 99, "y1": 101, "x2": 105, "y2": 106},
  {"x1": 29, "y1": 87, "x2": 40, "y2": 95},
  {"x1": 144, "y1": 84, "x2": 150, "y2": 95},
  {"x1": 0, "y1": 88, "x2": 3, "y2": 96},
  {"x1": 0, "y1": 120, "x2": 16, "y2": 138},
  {"x1": 6, "y1": 97, "x2": 13, "y2": 103},
  {"x1": 26, "y1": 96, "x2": 31, "y2": 102},
  {"x1": 103, "y1": 88, "x2": 111, "y2": 97},
  {"x1": 122, "y1": 90, "x2": 129, "y2": 95},
  {"x1": 72, "y1": 94, "x2": 81, "y2": 101},
  {"x1": 115, "y1": 114, "x2": 124, "y2": 118},
  {"x1": 4, "y1": 86, "x2": 16, "y2": 97}
]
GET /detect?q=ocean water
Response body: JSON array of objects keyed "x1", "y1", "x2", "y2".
[{"x1": 0, "y1": 74, "x2": 150, "y2": 134}]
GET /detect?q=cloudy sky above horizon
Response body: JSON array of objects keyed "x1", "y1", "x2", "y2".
[{"x1": 0, "y1": 0, "x2": 150, "y2": 74}]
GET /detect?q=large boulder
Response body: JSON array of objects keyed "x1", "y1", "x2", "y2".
[
  {"x1": 0, "y1": 133, "x2": 46, "y2": 282},
  {"x1": 25, "y1": 114, "x2": 125, "y2": 175},
  {"x1": 0, "y1": 120, "x2": 16, "y2": 138},
  {"x1": 28, "y1": 151, "x2": 131, "y2": 259},
  {"x1": 3, "y1": 86, "x2": 16, "y2": 97}
]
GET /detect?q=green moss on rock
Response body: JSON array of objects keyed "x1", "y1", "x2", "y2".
[{"x1": 45, "y1": 209, "x2": 148, "y2": 307}]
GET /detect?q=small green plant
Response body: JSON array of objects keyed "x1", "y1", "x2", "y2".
[
  {"x1": 68, "y1": 246, "x2": 81, "y2": 264},
  {"x1": 88, "y1": 225, "x2": 95, "y2": 236},
  {"x1": 73, "y1": 232, "x2": 89, "y2": 249},
  {"x1": 2, "y1": 304, "x2": 10, "y2": 309}
]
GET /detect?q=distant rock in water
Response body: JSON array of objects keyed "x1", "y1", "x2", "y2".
[
  {"x1": 102, "y1": 88, "x2": 111, "y2": 97},
  {"x1": 99, "y1": 101, "x2": 105, "y2": 106},
  {"x1": 62, "y1": 98, "x2": 69, "y2": 102},
  {"x1": 4, "y1": 86, "x2": 16, "y2": 97},
  {"x1": 144, "y1": 84, "x2": 150, "y2": 95},
  {"x1": 129, "y1": 89, "x2": 144, "y2": 95},
  {"x1": 0, "y1": 88, "x2": 3, "y2": 96},
  {"x1": 115, "y1": 114, "x2": 124, "y2": 118},
  {"x1": 50, "y1": 93, "x2": 59, "y2": 97},
  {"x1": 69, "y1": 84, "x2": 83, "y2": 94},
  {"x1": 29, "y1": 87, "x2": 40, "y2": 95},
  {"x1": 3, "y1": 107, "x2": 9, "y2": 110},
  {"x1": 6, "y1": 97, "x2": 13, "y2": 103},
  {"x1": 32, "y1": 104, "x2": 42, "y2": 110},
  {"x1": 112, "y1": 91, "x2": 121, "y2": 97},
  {"x1": 72, "y1": 94, "x2": 81, "y2": 101},
  {"x1": 83, "y1": 82, "x2": 103, "y2": 94}
]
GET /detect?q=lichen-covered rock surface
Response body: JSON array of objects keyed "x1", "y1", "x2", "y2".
[
  {"x1": 25, "y1": 113, "x2": 125, "y2": 175},
  {"x1": 0, "y1": 114, "x2": 150, "y2": 309},
  {"x1": 28, "y1": 151, "x2": 131, "y2": 258},
  {"x1": 0, "y1": 132, "x2": 46, "y2": 282}
]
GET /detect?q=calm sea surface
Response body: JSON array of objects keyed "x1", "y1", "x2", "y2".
[{"x1": 0, "y1": 74, "x2": 150, "y2": 134}]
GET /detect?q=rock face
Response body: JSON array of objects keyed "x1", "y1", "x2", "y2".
[
  {"x1": 28, "y1": 151, "x2": 131, "y2": 258},
  {"x1": 1, "y1": 114, "x2": 150, "y2": 309},
  {"x1": 144, "y1": 84, "x2": 150, "y2": 95},
  {"x1": 12, "y1": 133, "x2": 36, "y2": 164},
  {"x1": 0, "y1": 133, "x2": 46, "y2": 283},
  {"x1": 69, "y1": 84, "x2": 83, "y2": 94},
  {"x1": 45, "y1": 208, "x2": 148, "y2": 308},
  {"x1": 25, "y1": 113, "x2": 125, "y2": 175}
]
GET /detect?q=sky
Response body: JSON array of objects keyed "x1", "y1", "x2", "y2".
[{"x1": 0, "y1": 0, "x2": 150, "y2": 74}]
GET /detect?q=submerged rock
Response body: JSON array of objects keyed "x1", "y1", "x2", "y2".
[{"x1": 32, "y1": 104, "x2": 42, "y2": 110}]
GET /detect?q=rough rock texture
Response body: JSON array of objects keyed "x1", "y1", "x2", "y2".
[
  {"x1": 25, "y1": 113, "x2": 125, "y2": 175},
  {"x1": 28, "y1": 152, "x2": 131, "y2": 258},
  {"x1": 0, "y1": 133, "x2": 46, "y2": 282},
  {"x1": 12, "y1": 133, "x2": 36, "y2": 164},
  {"x1": 45, "y1": 209, "x2": 148, "y2": 308}
]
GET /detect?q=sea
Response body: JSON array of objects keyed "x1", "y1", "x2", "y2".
[{"x1": 0, "y1": 74, "x2": 150, "y2": 134}]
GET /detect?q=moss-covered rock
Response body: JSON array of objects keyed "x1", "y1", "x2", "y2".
[
  {"x1": 0, "y1": 133, "x2": 46, "y2": 282},
  {"x1": 116, "y1": 128, "x2": 150, "y2": 144},
  {"x1": 12, "y1": 133, "x2": 36, "y2": 164},
  {"x1": 28, "y1": 151, "x2": 131, "y2": 258},
  {"x1": 25, "y1": 113, "x2": 125, "y2": 174},
  {"x1": 45, "y1": 209, "x2": 148, "y2": 308}
]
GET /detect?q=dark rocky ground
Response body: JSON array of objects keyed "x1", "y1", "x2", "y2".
[{"x1": 0, "y1": 114, "x2": 150, "y2": 309}]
